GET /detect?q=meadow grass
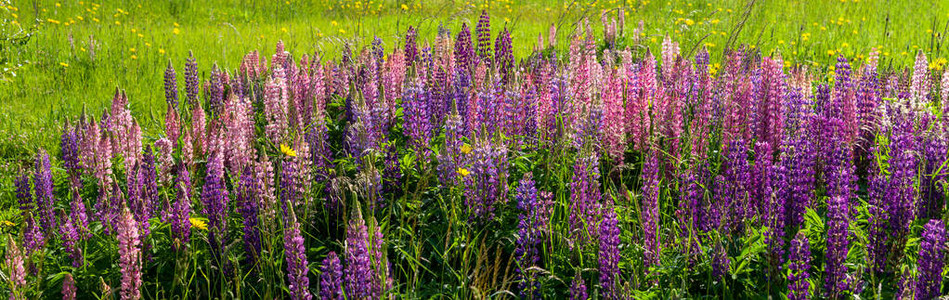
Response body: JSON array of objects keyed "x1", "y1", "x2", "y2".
[{"x1": 0, "y1": 0, "x2": 946, "y2": 209}]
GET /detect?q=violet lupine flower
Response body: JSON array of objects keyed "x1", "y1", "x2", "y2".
[
  {"x1": 5, "y1": 237, "x2": 27, "y2": 294},
  {"x1": 781, "y1": 133, "x2": 816, "y2": 230},
  {"x1": 895, "y1": 268, "x2": 913, "y2": 300},
  {"x1": 641, "y1": 153, "x2": 661, "y2": 269},
  {"x1": 237, "y1": 169, "x2": 262, "y2": 269},
  {"x1": 404, "y1": 26, "x2": 418, "y2": 69},
  {"x1": 598, "y1": 201, "x2": 621, "y2": 299},
  {"x1": 170, "y1": 164, "x2": 192, "y2": 251},
  {"x1": 403, "y1": 82, "x2": 432, "y2": 158},
  {"x1": 280, "y1": 158, "x2": 303, "y2": 219},
  {"x1": 117, "y1": 208, "x2": 143, "y2": 300},
  {"x1": 61, "y1": 124, "x2": 82, "y2": 188},
  {"x1": 787, "y1": 232, "x2": 811, "y2": 300},
  {"x1": 514, "y1": 173, "x2": 545, "y2": 299},
  {"x1": 832, "y1": 55, "x2": 858, "y2": 144},
  {"x1": 15, "y1": 172, "x2": 32, "y2": 218},
  {"x1": 185, "y1": 51, "x2": 199, "y2": 107},
  {"x1": 463, "y1": 140, "x2": 508, "y2": 222},
  {"x1": 34, "y1": 150, "x2": 57, "y2": 234},
  {"x1": 823, "y1": 195, "x2": 850, "y2": 299},
  {"x1": 494, "y1": 27, "x2": 514, "y2": 84},
  {"x1": 721, "y1": 139, "x2": 751, "y2": 234},
  {"x1": 285, "y1": 214, "x2": 312, "y2": 300},
  {"x1": 475, "y1": 10, "x2": 492, "y2": 64},
  {"x1": 455, "y1": 23, "x2": 474, "y2": 73},
  {"x1": 438, "y1": 113, "x2": 465, "y2": 186},
  {"x1": 202, "y1": 152, "x2": 229, "y2": 266},
  {"x1": 569, "y1": 153, "x2": 602, "y2": 246},
  {"x1": 23, "y1": 214, "x2": 46, "y2": 254},
  {"x1": 569, "y1": 273, "x2": 588, "y2": 300},
  {"x1": 866, "y1": 171, "x2": 889, "y2": 274},
  {"x1": 919, "y1": 126, "x2": 946, "y2": 220},
  {"x1": 368, "y1": 218, "x2": 391, "y2": 298},
  {"x1": 320, "y1": 252, "x2": 344, "y2": 300},
  {"x1": 382, "y1": 143, "x2": 402, "y2": 196},
  {"x1": 345, "y1": 204, "x2": 373, "y2": 299},
  {"x1": 164, "y1": 60, "x2": 179, "y2": 110},
  {"x1": 915, "y1": 219, "x2": 946, "y2": 300},
  {"x1": 887, "y1": 117, "x2": 918, "y2": 238},
  {"x1": 61, "y1": 214, "x2": 84, "y2": 268},
  {"x1": 63, "y1": 273, "x2": 77, "y2": 300},
  {"x1": 306, "y1": 119, "x2": 335, "y2": 183}
]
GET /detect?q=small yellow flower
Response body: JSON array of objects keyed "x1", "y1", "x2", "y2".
[
  {"x1": 461, "y1": 143, "x2": 472, "y2": 154},
  {"x1": 130, "y1": 55, "x2": 138, "y2": 60},
  {"x1": 0, "y1": 220, "x2": 14, "y2": 227},
  {"x1": 339, "y1": 29, "x2": 346, "y2": 34},
  {"x1": 457, "y1": 167, "x2": 471, "y2": 177},
  {"x1": 158, "y1": 48, "x2": 166, "y2": 54},
  {"x1": 189, "y1": 218, "x2": 208, "y2": 230},
  {"x1": 47, "y1": 18, "x2": 61, "y2": 24},
  {"x1": 173, "y1": 28, "x2": 180, "y2": 35},
  {"x1": 129, "y1": 47, "x2": 136, "y2": 52},
  {"x1": 115, "y1": 21, "x2": 121, "y2": 26},
  {"x1": 281, "y1": 144, "x2": 297, "y2": 157},
  {"x1": 401, "y1": 4, "x2": 408, "y2": 10},
  {"x1": 60, "y1": 62, "x2": 69, "y2": 67},
  {"x1": 281, "y1": 27, "x2": 288, "y2": 33},
  {"x1": 173, "y1": 22, "x2": 180, "y2": 27}
]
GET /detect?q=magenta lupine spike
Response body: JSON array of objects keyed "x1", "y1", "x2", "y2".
[
  {"x1": 264, "y1": 68, "x2": 290, "y2": 144},
  {"x1": 320, "y1": 252, "x2": 344, "y2": 300},
  {"x1": 627, "y1": 54, "x2": 656, "y2": 151},
  {"x1": 601, "y1": 69, "x2": 625, "y2": 162},
  {"x1": 191, "y1": 102, "x2": 207, "y2": 157},
  {"x1": 941, "y1": 68, "x2": 949, "y2": 118},
  {"x1": 915, "y1": 219, "x2": 946, "y2": 300},
  {"x1": 823, "y1": 195, "x2": 850, "y2": 299},
  {"x1": 34, "y1": 150, "x2": 57, "y2": 234},
  {"x1": 475, "y1": 10, "x2": 492, "y2": 64},
  {"x1": 787, "y1": 232, "x2": 811, "y2": 300},
  {"x1": 62, "y1": 273, "x2": 77, "y2": 300},
  {"x1": 910, "y1": 51, "x2": 930, "y2": 110},
  {"x1": 660, "y1": 35, "x2": 679, "y2": 80},
  {"x1": 118, "y1": 208, "x2": 142, "y2": 300},
  {"x1": 641, "y1": 152, "x2": 661, "y2": 268},
  {"x1": 285, "y1": 214, "x2": 312, "y2": 300},
  {"x1": 754, "y1": 57, "x2": 785, "y2": 151}
]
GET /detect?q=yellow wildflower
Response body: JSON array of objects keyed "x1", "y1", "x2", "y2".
[
  {"x1": 60, "y1": 62, "x2": 69, "y2": 67},
  {"x1": 281, "y1": 144, "x2": 297, "y2": 157},
  {"x1": 173, "y1": 28, "x2": 180, "y2": 35},
  {"x1": 457, "y1": 167, "x2": 471, "y2": 177},
  {"x1": 189, "y1": 218, "x2": 208, "y2": 230},
  {"x1": 461, "y1": 143, "x2": 472, "y2": 154}
]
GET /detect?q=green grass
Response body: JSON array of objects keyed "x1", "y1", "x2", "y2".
[{"x1": 0, "y1": 0, "x2": 947, "y2": 186}]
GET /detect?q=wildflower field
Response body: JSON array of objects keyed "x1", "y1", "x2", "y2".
[{"x1": 2, "y1": 0, "x2": 949, "y2": 299}]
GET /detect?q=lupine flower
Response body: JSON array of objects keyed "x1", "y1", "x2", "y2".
[
  {"x1": 475, "y1": 10, "x2": 492, "y2": 64},
  {"x1": 62, "y1": 273, "x2": 77, "y2": 300},
  {"x1": 754, "y1": 57, "x2": 785, "y2": 150},
  {"x1": 823, "y1": 195, "x2": 850, "y2": 298},
  {"x1": 781, "y1": 133, "x2": 816, "y2": 230},
  {"x1": 284, "y1": 214, "x2": 311, "y2": 300},
  {"x1": 403, "y1": 82, "x2": 432, "y2": 157},
  {"x1": 34, "y1": 150, "x2": 56, "y2": 233},
  {"x1": 570, "y1": 273, "x2": 588, "y2": 300},
  {"x1": 569, "y1": 153, "x2": 602, "y2": 246},
  {"x1": 915, "y1": 219, "x2": 946, "y2": 300},
  {"x1": 185, "y1": 51, "x2": 199, "y2": 107},
  {"x1": 202, "y1": 152, "x2": 229, "y2": 266},
  {"x1": 641, "y1": 153, "x2": 661, "y2": 268},
  {"x1": 438, "y1": 113, "x2": 465, "y2": 186},
  {"x1": 5, "y1": 236, "x2": 27, "y2": 295},
  {"x1": 15, "y1": 172, "x2": 32, "y2": 218},
  {"x1": 170, "y1": 164, "x2": 192, "y2": 251},
  {"x1": 404, "y1": 26, "x2": 418, "y2": 69},
  {"x1": 345, "y1": 204, "x2": 373, "y2": 299},
  {"x1": 514, "y1": 173, "x2": 544, "y2": 299},
  {"x1": 237, "y1": 169, "x2": 261, "y2": 269},
  {"x1": 787, "y1": 232, "x2": 811, "y2": 300},
  {"x1": 494, "y1": 27, "x2": 513, "y2": 84},
  {"x1": 118, "y1": 208, "x2": 142, "y2": 300},
  {"x1": 464, "y1": 140, "x2": 508, "y2": 221},
  {"x1": 320, "y1": 252, "x2": 344, "y2": 300},
  {"x1": 23, "y1": 214, "x2": 45, "y2": 254},
  {"x1": 280, "y1": 158, "x2": 303, "y2": 218},
  {"x1": 61, "y1": 214, "x2": 83, "y2": 268},
  {"x1": 598, "y1": 200, "x2": 621, "y2": 299},
  {"x1": 368, "y1": 217, "x2": 391, "y2": 298},
  {"x1": 455, "y1": 23, "x2": 474, "y2": 73},
  {"x1": 164, "y1": 60, "x2": 178, "y2": 109},
  {"x1": 601, "y1": 70, "x2": 625, "y2": 162},
  {"x1": 910, "y1": 51, "x2": 929, "y2": 109},
  {"x1": 61, "y1": 124, "x2": 82, "y2": 189}
]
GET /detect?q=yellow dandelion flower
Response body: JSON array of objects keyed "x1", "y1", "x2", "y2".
[
  {"x1": 281, "y1": 27, "x2": 288, "y2": 32},
  {"x1": 281, "y1": 144, "x2": 297, "y2": 157},
  {"x1": 60, "y1": 62, "x2": 69, "y2": 67},
  {"x1": 130, "y1": 55, "x2": 137, "y2": 60},
  {"x1": 173, "y1": 22, "x2": 180, "y2": 27},
  {"x1": 47, "y1": 18, "x2": 61, "y2": 24},
  {"x1": 158, "y1": 48, "x2": 165, "y2": 54},
  {"x1": 457, "y1": 167, "x2": 471, "y2": 177},
  {"x1": 339, "y1": 29, "x2": 346, "y2": 34},
  {"x1": 461, "y1": 143, "x2": 472, "y2": 154},
  {"x1": 129, "y1": 47, "x2": 136, "y2": 52},
  {"x1": 173, "y1": 28, "x2": 180, "y2": 35},
  {"x1": 827, "y1": 50, "x2": 836, "y2": 56},
  {"x1": 189, "y1": 218, "x2": 208, "y2": 230},
  {"x1": 401, "y1": 4, "x2": 408, "y2": 10}
]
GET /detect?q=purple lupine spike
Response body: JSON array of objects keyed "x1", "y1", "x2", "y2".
[
  {"x1": 185, "y1": 51, "x2": 199, "y2": 107},
  {"x1": 475, "y1": 10, "x2": 492, "y2": 64},
  {"x1": 569, "y1": 273, "x2": 588, "y2": 300},
  {"x1": 382, "y1": 143, "x2": 402, "y2": 196},
  {"x1": 721, "y1": 139, "x2": 751, "y2": 234},
  {"x1": 569, "y1": 153, "x2": 602, "y2": 246},
  {"x1": 202, "y1": 151, "x2": 229, "y2": 267},
  {"x1": 164, "y1": 60, "x2": 179, "y2": 109},
  {"x1": 34, "y1": 150, "x2": 56, "y2": 234},
  {"x1": 345, "y1": 204, "x2": 373, "y2": 299},
  {"x1": 787, "y1": 232, "x2": 812, "y2": 300},
  {"x1": 61, "y1": 124, "x2": 82, "y2": 188},
  {"x1": 170, "y1": 164, "x2": 192, "y2": 251},
  {"x1": 403, "y1": 82, "x2": 433, "y2": 158},
  {"x1": 463, "y1": 140, "x2": 508, "y2": 222},
  {"x1": 598, "y1": 200, "x2": 621, "y2": 299},
  {"x1": 62, "y1": 273, "x2": 77, "y2": 300},
  {"x1": 641, "y1": 152, "x2": 661, "y2": 269},
  {"x1": 438, "y1": 113, "x2": 464, "y2": 186},
  {"x1": 494, "y1": 27, "x2": 514, "y2": 84},
  {"x1": 15, "y1": 172, "x2": 32, "y2": 217},
  {"x1": 915, "y1": 219, "x2": 946, "y2": 300},
  {"x1": 23, "y1": 214, "x2": 46, "y2": 254},
  {"x1": 514, "y1": 173, "x2": 543, "y2": 299},
  {"x1": 285, "y1": 214, "x2": 311, "y2": 300},
  {"x1": 455, "y1": 23, "x2": 474, "y2": 73},
  {"x1": 404, "y1": 26, "x2": 418, "y2": 69},
  {"x1": 781, "y1": 132, "x2": 816, "y2": 230},
  {"x1": 118, "y1": 208, "x2": 142, "y2": 300},
  {"x1": 919, "y1": 125, "x2": 946, "y2": 220},
  {"x1": 866, "y1": 169, "x2": 889, "y2": 274},
  {"x1": 823, "y1": 195, "x2": 850, "y2": 298},
  {"x1": 887, "y1": 116, "x2": 918, "y2": 239},
  {"x1": 207, "y1": 64, "x2": 227, "y2": 117},
  {"x1": 142, "y1": 145, "x2": 159, "y2": 218},
  {"x1": 368, "y1": 217, "x2": 390, "y2": 298},
  {"x1": 320, "y1": 252, "x2": 344, "y2": 300},
  {"x1": 306, "y1": 118, "x2": 335, "y2": 183},
  {"x1": 280, "y1": 158, "x2": 303, "y2": 219},
  {"x1": 237, "y1": 169, "x2": 261, "y2": 269}
]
